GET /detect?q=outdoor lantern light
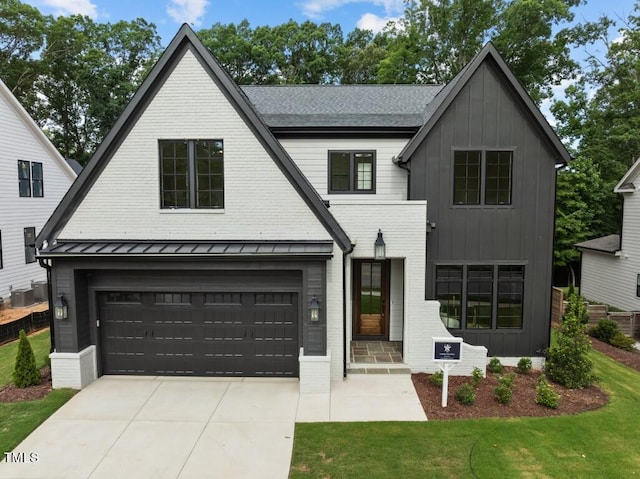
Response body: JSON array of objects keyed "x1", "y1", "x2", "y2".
[
  {"x1": 309, "y1": 296, "x2": 320, "y2": 323},
  {"x1": 374, "y1": 229, "x2": 386, "y2": 260},
  {"x1": 54, "y1": 294, "x2": 68, "y2": 320}
]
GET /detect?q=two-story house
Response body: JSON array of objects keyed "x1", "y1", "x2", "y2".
[
  {"x1": 577, "y1": 158, "x2": 640, "y2": 311},
  {"x1": 36, "y1": 25, "x2": 569, "y2": 391},
  {"x1": 0, "y1": 79, "x2": 76, "y2": 304}
]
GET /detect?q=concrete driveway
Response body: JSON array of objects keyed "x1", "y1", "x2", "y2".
[{"x1": 0, "y1": 374, "x2": 426, "y2": 479}]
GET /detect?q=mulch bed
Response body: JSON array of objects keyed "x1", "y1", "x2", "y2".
[
  {"x1": 412, "y1": 337, "x2": 640, "y2": 421},
  {"x1": 0, "y1": 366, "x2": 52, "y2": 403}
]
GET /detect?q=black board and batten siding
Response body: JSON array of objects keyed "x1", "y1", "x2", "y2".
[{"x1": 409, "y1": 59, "x2": 557, "y2": 356}]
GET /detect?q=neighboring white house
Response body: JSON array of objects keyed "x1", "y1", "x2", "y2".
[
  {"x1": 577, "y1": 158, "x2": 640, "y2": 311},
  {"x1": 0, "y1": 79, "x2": 76, "y2": 303},
  {"x1": 37, "y1": 25, "x2": 569, "y2": 391}
]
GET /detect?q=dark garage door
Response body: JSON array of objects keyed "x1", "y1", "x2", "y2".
[{"x1": 98, "y1": 291, "x2": 299, "y2": 377}]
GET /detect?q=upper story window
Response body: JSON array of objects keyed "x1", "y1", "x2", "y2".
[
  {"x1": 18, "y1": 161, "x2": 44, "y2": 198},
  {"x1": 453, "y1": 150, "x2": 512, "y2": 205},
  {"x1": 328, "y1": 151, "x2": 375, "y2": 194},
  {"x1": 159, "y1": 140, "x2": 224, "y2": 209}
]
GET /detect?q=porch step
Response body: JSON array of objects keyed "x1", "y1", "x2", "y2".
[{"x1": 348, "y1": 364, "x2": 412, "y2": 375}]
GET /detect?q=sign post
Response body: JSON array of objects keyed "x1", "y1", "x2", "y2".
[{"x1": 433, "y1": 337, "x2": 463, "y2": 407}]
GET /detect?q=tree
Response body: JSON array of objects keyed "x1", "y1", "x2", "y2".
[
  {"x1": 554, "y1": 156, "x2": 609, "y2": 282},
  {"x1": 13, "y1": 329, "x2": 41, "y2": 388},
  {"x1": 36, "y1": 15, "x2": 161, "y2": 163},
  {"x1": 0, "y1": 0, "x2": 48, "y2": 112}
]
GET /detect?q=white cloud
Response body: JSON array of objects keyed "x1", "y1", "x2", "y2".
[
  {"x1": 166, "y1": 0, "x2": 209, "y2": 26},
  {"x1": 300, "y1": 0, "x2": 404, "y2": 20},
  {"x1": 40, "y1": 0, "x2": 97, "y2": 18},
  {"x1": 356, "y1": 12, "x2": 399, "y2": 33}
]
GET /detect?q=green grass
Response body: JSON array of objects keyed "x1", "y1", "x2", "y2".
[
  {"x1": 0, "y1": 329, "x2": 51, "y2": 388},
  {"x1": 0, "y1": 389, "x2": 76, "y2": 454},
  {"x1": 290, "y1": 351, "x2": 640, "y2": 478},
  {"x1": 0, "y1": 329, "x2": 76, "y2": 454}
]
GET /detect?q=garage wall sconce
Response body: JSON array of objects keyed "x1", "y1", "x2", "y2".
[
  {"x1": 309, "y1": 296, "x2": 320, "y2": 323},
  {"x1": 374, "y1": 229, "x2": 386, "y2": 260},
  {"x1": 54, "y1": 294, "x2": 68, "y2": 320}
]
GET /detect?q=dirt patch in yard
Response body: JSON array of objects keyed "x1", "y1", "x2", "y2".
[
  {"x1": 0, "y1": 303, "x2": 48, "y2": 325},
  {"x1": 0, "y1": 367, "x2": 52, "y2": 403},
  {"x1": 413, "y1": 337, "x2": 640, "y2": 421}
]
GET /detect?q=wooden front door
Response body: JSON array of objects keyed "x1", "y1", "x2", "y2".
[{"x1": 353, "y1": 260, "x2": 390, "y2": 339}]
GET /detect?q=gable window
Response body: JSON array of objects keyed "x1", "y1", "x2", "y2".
[
  {"x1": 24, "y1": 227, "x2": 36, "y2": 264},
  {"x1": 437, "y1": 264, "x2": 524, "y2": 330},
  {"x1": 329, "y1": 151, "x2": 375, "y2": 193},
  {"x1": 17, "y1": 161, "x2": 44, "y2": 198},
  {"x1": 453, "y1": 150, "x2": 513, "y2": 205},
  {"x1": 18, "y1": 160, "x2": 31, "y2": 197},
  {"x1": 159, "y1": 140, "x2": 224, "y2": 209}
]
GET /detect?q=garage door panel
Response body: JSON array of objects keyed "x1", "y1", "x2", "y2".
[{"x1": 99, "y1": 289, "x2": 299, "y2": 377}]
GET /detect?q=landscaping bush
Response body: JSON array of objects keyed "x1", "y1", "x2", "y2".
[
  {"x1": 609, "y1": 332, "x2": 637, "y2": 352},
  {"x1": 494, "y1": 373, "x2": 516, "y2": 405},
  {"x1": 517, "y1": 357, "x2": 532, "y2": 374},
  {"x1": 454, "y1": 383, "x2": 476, "y2": 405},
  {"x1": 488, "y1": 357, "x2": 504, "y2": 374},
  {"x1": 471, "y1": 367, "x2": 484, "y2": 388},
  {"x1": 429, "y1": 370, "x2": 443, "y2": 387},
  {"x1": 13, "y1": 330, "x2": 41, "y2": 388},
  {"x1": 545, "y1": 292, "x2": 596, "y2": 388},
  {"x1": 564, "y1": 284, "x2": 589, "y2": 324},
  {"x1": 590, "y1": 318, "x2": 620, "y2": 343},
  {"x1": 535, "y1": 374, "x2": 560, "y2": 409}
]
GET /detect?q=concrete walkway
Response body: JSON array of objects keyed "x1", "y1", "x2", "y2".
[{"x1": 0, "y1": 374, "x2": 426, "y2": 479}]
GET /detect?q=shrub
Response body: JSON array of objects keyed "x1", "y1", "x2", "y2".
[
  {"x1": 563, "y1": 285, "x2": 589, "y2": 324},
  {"x1": 454, "y1": 383, "x2": 476, "y2": 405},
  {"x1": 488, "y1": 357, "x2": 504, "y2": 374},
  {"x1": 517, "y1": 357, "x2": 532, "y2": 374},
  {"x1": 535, "y1": 374, "x2": 560, "y2": 409},
  {"x1": 590, "y1": 318, "x2": 620, "y2": 343},
  {"x1": 609, "y1": 332, "x2": 637, "y2": 352},
  {"x1": 470, "y1": 367, "x2": 484, "y2": 388},
  {"x1": 13, "y1": 330, "x2": 42, "y2": 388},
  {"x1": 494, "y1": 373, "x2": 516, "y2": 405},
  {"x1": 429, "y1": 370, "x2": 443, "y2": 387},
  {"x1": 545, "y1": 293, "x2": 596, "y2": 388}
]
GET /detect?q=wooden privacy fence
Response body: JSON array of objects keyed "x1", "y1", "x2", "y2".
[{"x1": 0, "y1": 310, "x2": 50, "y2": 345}]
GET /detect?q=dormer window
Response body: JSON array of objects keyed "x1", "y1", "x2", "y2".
[{"x1": 328, "y1": 150, "x2": 375, "y2": 194}]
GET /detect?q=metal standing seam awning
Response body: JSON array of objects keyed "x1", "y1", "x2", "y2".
[{"x1": 37, "y1": 240, "x2": 335, "y2": 258}]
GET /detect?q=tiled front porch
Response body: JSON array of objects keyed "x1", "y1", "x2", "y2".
[{"x1": 349, "y1": 341, "x2": 409, "y2": 374}]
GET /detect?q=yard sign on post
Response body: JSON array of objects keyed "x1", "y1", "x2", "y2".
[{"x1": 433, "y1": 337, "x2": 463, "y2": 407}]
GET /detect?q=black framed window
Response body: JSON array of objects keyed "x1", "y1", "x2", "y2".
[
  {"x1": 437, "y1": 264, "x2": 525, "y2": 330},
  {"x1": 637, "y1": 274, "x2": 640, "y2": 297},
  {"x1": 497, "y1": 266, "x2": 524, "y2": 328},
  {"x1": 453, "y1": 150, "x2": 513, "y2": 205},
  {"x1": 436, "y1": 265, "x2": 463, "y2": 328},
  {"x1": 160, "y1": 140, "x2": 223, "y2": 209},
  {"x1": 329, "y1": 151, "x2": 375, "y2": 193},
  {"x1": 18, "y1": 160, "x2": 31, "y2": 197},
  {"x1": 24, "y1": 227, "x2": 36, "y2": 264},
  {"x1": 154, "y1": 293, "x2": 191, "y2": 304},
  {"x1": 0, "y1": 231, "x2": 3, "y2": 269},
  {"x1": 31, "y1": 162, "x2": 43, "y2": 197}
]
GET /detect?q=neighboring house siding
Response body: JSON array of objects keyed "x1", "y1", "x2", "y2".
[
  {"x1": 279, "y1": 138, "x2": 410, "y2": 200},
  {"x1": 409, "y1": 60, "x2": 557, "y2": 356},
  {"x1": 581, "y1": 191, "x2": 640, "y2": 311},
  {"x1": 0, "y1": 82, "x2": 74, "y2": 299},
  {"x1": 59, "y1": 50, "x2": 331, "y2": 242}
]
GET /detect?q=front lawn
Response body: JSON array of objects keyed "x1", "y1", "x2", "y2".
[
  {"x1": 290, "y1": 351, "x2": 640, "y2": 478},
  {"x1": 0, "y1": 329, "x2": 51, "y2": 387},
  {"x1": 0, "y1": 329, "x2": 76, "y2": 455}
]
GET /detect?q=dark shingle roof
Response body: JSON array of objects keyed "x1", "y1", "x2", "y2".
[
  {"x1": 575, "y1": 234, "x2": 621, "y2": 254},
  {"x1": 241, "y1": 84, "x2": 443, "y2": 128}
]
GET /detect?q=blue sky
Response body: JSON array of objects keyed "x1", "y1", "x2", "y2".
[{"x1": 22, "y1": 0, "x2": 639, "y2": 47}]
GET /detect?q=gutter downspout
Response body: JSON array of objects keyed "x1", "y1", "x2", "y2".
[{"x1": 38, "y1": 258, "x2": 55, "y2": 353}]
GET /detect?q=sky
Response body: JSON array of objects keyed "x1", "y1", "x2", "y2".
[{"x1": 21, "y1": 0, "x2": 639, "y2": 46}]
